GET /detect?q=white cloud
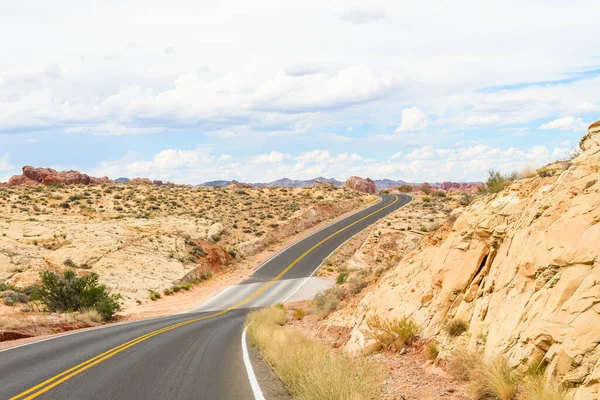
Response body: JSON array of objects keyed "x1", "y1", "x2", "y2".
[
  {"x1": 0, "y1": 154, "x2": 14, "y2": 171},
  {"x1": 464, "y1": 114, "x2": 501, "y2": 126},
  {"x1": 390, "y1": 151, "x2": 403, "y2": 159},
  {"x1": 539, "y1": 116, "x2": 587, "y2": 131},
  {"x1": 252, "y1": 151, "x2": 290, "y2": 164},
  {"x1": 338, "y1": 7, "x2": 386, "y2": 24},
  {"x1": 576, "y1": 102, "x2": 600, "y2": 113},
  {"x1": 395, "y1": 107, "x2": 429, "y2": 132}
]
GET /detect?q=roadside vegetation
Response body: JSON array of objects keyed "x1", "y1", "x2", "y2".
[
  {"x1": 246, "y1": 306, "x2": 383, "y2": 400},
  {"x1": 448, "y1": 350, "x2": 568, "y2": 400}
]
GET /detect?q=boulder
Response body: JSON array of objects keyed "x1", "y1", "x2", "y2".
[
  {"x1": 344, "y1": 176, "x2": 377, "y2": 194},
  {"x1": 207, "y1": 223, "x2": 224, "y2": 241}
]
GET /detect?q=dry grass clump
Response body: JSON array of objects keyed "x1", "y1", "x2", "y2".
[
  {"x1": 247, "y1": 306, "x2": 382, "y2": 400},
  {"x1": 313, "y1": 287, "x2": 347, "y2": 318},
  {"x1": 448, "y1": 350, "x2": 484, "y2": 381},
  {"x1": 448, "y1": 351, "x2": 568, "y2": 400},
  {"x1": 469, "y1": 357, "x2": 520, "y2": 400},
  {"x1": 76, "y1": 308, "x2": 103, "y2": 324},
  {"x1": 0, "y1": 316, "x2": 27, "y2": 330},
  {"x1": 445, "y1": 318, "x2": 468, "y2": 336},
  {"x1": 517, "y1": 373, "x2": 569, "y2": 400},
  {"x1": 365, "y1": 314, "x2": 420, "y2": 352}
]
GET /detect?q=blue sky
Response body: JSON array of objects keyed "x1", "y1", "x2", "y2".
[{"x1": 1, "y1": 0, "x2": 599, "y2": 184}]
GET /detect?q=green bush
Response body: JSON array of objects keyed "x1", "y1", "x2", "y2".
[
  {"x1": 365, "y1": 314, "x2": 421, "y2": 351},
  {"x1": 480, "y1": 170, "x2": 519, "y2": 194},
  {"x1": 336, "y1": 272, "x2": 349, "y2": 285},
  {"x1": 39, "y1": 270, "x2": 121, "y2": 320}
]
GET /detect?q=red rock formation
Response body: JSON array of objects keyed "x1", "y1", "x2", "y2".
[
  {"x1": 127, "y1": 178, "x2": 153, "y2": 185},
  {"x1": 228, "y1": 181, "x2": 253, "y2": 189},
  {"x1": 152, "y1": 180, "x2": 164, "y2": 186},
  {"x1": 344, "y1": 176, "x2": 377, "y2": 194},
  {"x1": 7, "y1": 166, "x2": 112, "y2": 186},
  {"x1": 440, "y1": 182, "x2": 482, "y2": 194}
]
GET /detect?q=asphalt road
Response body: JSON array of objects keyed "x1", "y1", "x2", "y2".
[{"x1": 0, "y1": 194, "x2": 411, "y2": 400}]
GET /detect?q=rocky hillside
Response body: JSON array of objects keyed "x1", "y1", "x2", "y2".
[{"x1": 338, "y1": 122, "x2": 600, "y2": 399}]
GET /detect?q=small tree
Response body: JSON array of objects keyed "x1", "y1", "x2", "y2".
[
  {"x1": 397, "y1": 185, "x2": 412, "y2": 193},
  {"x1": 39, "y1": 270, "x2": 121, "y2": 320},
  {"x1": 420, "y1": 183, "x2": 432, "y2": 195}
]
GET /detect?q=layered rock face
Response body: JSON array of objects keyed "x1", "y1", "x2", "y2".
[
  {"x1": 7, "y1": 166, "x2": 112, "y2": 186},
  {"x1": 345, "y1": 122, "x2": 600, "y2": 399},
  {"x1": 344, "y1": 176, "x2": 377, "y2": 194}
]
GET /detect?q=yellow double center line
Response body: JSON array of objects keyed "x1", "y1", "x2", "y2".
[{"x1": 10, "y1": 195, "x2": 401, "y2": 400}]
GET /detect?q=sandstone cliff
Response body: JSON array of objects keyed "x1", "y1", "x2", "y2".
[
  {"x1": 344, "y1": 176, "x2": 377, "y2": 194},
  {"x1": 342, "y1": 122, "x2": 600, "y2": 399}
]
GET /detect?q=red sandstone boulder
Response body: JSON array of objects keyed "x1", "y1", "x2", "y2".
[{"x1": 344, "y1": 176, "x2": 377, "y2": 194}]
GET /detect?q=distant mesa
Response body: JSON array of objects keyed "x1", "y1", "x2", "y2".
[
  {"x1": 115, "y1": 177, "x2": 130, "y2": 184},
  {"x1": 7, "y1": 166, "x2": 112, "y2": 186},
  {"x1": 344, "y1": 176, "x2": 377, "y2": 194}
]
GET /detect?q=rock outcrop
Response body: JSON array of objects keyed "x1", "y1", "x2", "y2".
[
  {"x1": 344, "y1": 176, "x2": 377, "y2": 194},
  {"x1": 7, "y1": 166, "x2": 112, "y2": 186},
  {"x1": 313, "y1": 180, "x2": 334, "y2": 188},
  {"x1": 228, "y1": 181, "x2": 253, "y2": 189},
  {"x1": 343, "y1": 121, "x2": 600, "y2": 399},
  {"x1": 439, "y1": 182, "x2": 481, "y2": 194}
]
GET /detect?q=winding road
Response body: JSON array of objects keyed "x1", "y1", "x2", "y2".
[{"x1": 0, "y1": 194, "x2": 411, "y2": 400}]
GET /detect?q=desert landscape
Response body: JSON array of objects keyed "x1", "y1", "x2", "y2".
[{"x1": 0, "y1": 170, "x2": 378, "y2": 339}]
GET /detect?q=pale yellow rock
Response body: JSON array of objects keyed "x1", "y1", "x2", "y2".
[{"x1": 343, "y1": 121, "x2": 600, "y2": 398}]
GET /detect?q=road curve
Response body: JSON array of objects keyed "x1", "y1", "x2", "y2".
[{"x1": 0, "y1": 194, "x2": 411, "y2": 400}]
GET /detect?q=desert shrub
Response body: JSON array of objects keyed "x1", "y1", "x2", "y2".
[
  {"x1": 313, "y1": 287, "x2": 346, "y2": 318},
  {"x1": 39, "y1": 270, "x2": 121, "y2": 320},
  {"x1": 481, "y1": 170, "x2": 517, "y2": 194},
  {"x1": 365, "y1": 314, "x2": 420, "y2": 352},
  {"x1": 293, "y1": 308, "x2": 306, "y2": 320},
  {"x1": 2, "y1": 290, "x2": 29, "y2": 306},
  {"x1": 458, "y1": 192, "x2": 473, "y2": 206},
  {"x1": 427, "y1": 343, "x2": 440, "y2": 360},
  {"x1": 397, "y1": 185, "x2": 412, "y2": 193},
  {"x1": 163, "y1": 288, "x2": 173, "y2": 296},
  {"x1": 469, "y1": 357, "x2": 520, "y2": 400},
  {"x1": 182, "y1": 282, "x2": 192, "y2": 290},
  {"x1": 336, "y1": 272, "x2": 349, "y2": 284},
  {"x1": 63, "y1": 258, "x2": 77, "y2": 268},
  {"x1": 420, "y1": 183, "x2": 432, "y2": 195},
  {"x1": 172, "y1": 284, "x2": 182, "y2": 292},
  {"x1": 446, "y1": 318, "x2": 468, "y2": 336}
]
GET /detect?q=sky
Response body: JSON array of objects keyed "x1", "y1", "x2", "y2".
[{"x1": 1, "y1": 0, "x2": 599, "y2": 184}]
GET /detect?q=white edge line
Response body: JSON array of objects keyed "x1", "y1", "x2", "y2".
[
  {"x1": 181, "y1": 286, "x2": 234, "y2": 314},
  {"x1": 242, "y1": 326, "x2": 266, "y2": 400},
  {"x1": 251, "y1": 195, "x2": 383, "y2": 273},
  {"x1": 281, "y1": 194, "x2": 412, "y2": 303}
]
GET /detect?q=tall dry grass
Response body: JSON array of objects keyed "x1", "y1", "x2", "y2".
[{"x1": 246, "y1": 306, "x2": 382, "y2": 400}]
